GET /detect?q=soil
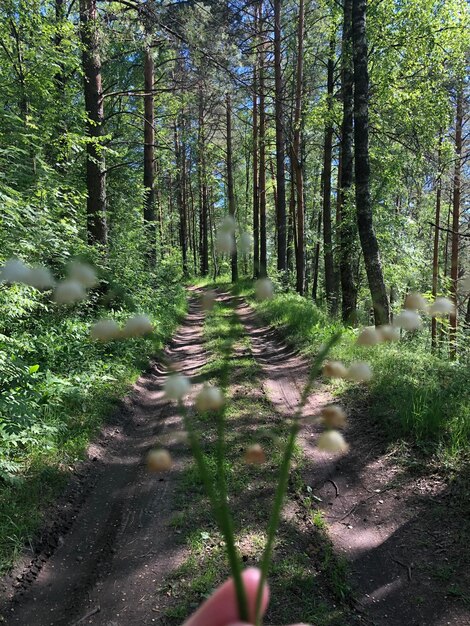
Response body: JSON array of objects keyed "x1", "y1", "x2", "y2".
[
  {"x1": 1, "y1": 295, "x2": 208, "y2": 626},
  {"x1": 1, "y1": 290, "x2": 469, "y2": 626},
  {"x1": 235, "y1": 296, "x2": 470, "y2": 626}
]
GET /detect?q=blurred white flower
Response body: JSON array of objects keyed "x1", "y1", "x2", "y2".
[
  {"x1": 0, "y1": 259, "x2": 31, "y2": 284},
  {"x1": 317, "y1": 430, "x2": 349, "y2": 453},
  {"x1": 240, "y1": 232, "x2": 253, "y2": 255},
  {"x1": 53, "y1": 279, "x2": 86, "y2": 304},
  {"x1": 147, "y1": 448, "x2": 172, "y2": 473},
  {"x1": 393, "y1": 310, "x2": 422, "y2": 331},
  {"x1": 69, "y1": 262, "x2": 98, "y2": 288},
  {"x1": 216, "y1": 231, "x2": 235, "y2": 255},
  {"x1": 196, "y1": 385, "x2": 225, "y2": 412},
  {"x1": 244, "y1": 443, "x2": 266, "y2": 465},
  {"x1": 377, "y1": 324, "x2": 400, "y2": 342},
  {"x1": 428, "y1": 297, "x2": 455, "y2": 317},
  {"x1": 26, "y1": 265, "x2": 56, "y2": 290},
  {"x1": 220, "y1": 215, "x2": 236, "y2": 234},
  {"x1": 164, "y1": 373, "x2": 191, "y2": 400},
  {"x1": 255, "y1": 278, "x2": 274, "y2": 301},
  {"x1": 356, "y1": 326, "x2": 381, "y2": 346},
  {"x1": 346, "y1": 361, "x2": 373, "y2": 383},
  {"x1": 404, "y1": 292, "x2": 428, "y2": 312},
  {"x1": 321, "y1": 405, "x2": 347, "y2": 429},
  {"x1": 322, "y1": 360, "x2": 348, "y2": 379},
  {"x1": 122, "y1": 315, "x2": 153, "y2": 338},
  {"x1": 90, "y1": 319, "x2": 121, "y2": 342},
  {"x1": 201, "y1": 290, "x2": 216, "y2": 311}
]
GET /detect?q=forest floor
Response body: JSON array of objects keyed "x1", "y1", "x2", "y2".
[{"x1": 1, "y1": 288, "x2": 469, "y2": 626}]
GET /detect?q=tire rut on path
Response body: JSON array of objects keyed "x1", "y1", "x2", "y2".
[
  {"x1": 3, "y1": 296, "x2": 208, "y2": 626},
  {"x1": 235, "y1": 297, "x2": 470, "y2": 626}
]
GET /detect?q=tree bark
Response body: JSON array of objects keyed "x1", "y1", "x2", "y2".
[
  {"x1": 322, "y1": 37, "x2": 336, "y2": 309},
  {"x1": 339, "y1": 0, "x2": 357, "y2": 323},
  {"x1": 226, "y1": 93, "x2": 238, "y2": 283},
  {"x1": 258, "y1": 3, "x2": 267, "y2": 277},
  {"x1": 449, "y1": 86, "x2": 463, "y2": 358},
  {"x1": 198, "y1": 88, "x2": 209, "y2": 275},
  {"x1": 273, "y1": 0, "x2": 287, "y2": 272},
  {"x1": 431, "y1": 135, "x2": 443, "y2": 349},
  {"x1": 174, "y1": 120, "x2": 188, "y2": 276},
  {"x1": 79, "y1": 0, "x2": 107, "y2": 246},
  {"x1": 143, "y1": 38, "x2": 156, "y2": 265},
  {"x1": 293, "y1": 0, "x2": 305, "y2": 294},
  {"x1": 252, "y1": 8, "x2": 260, "y2": 278},
  {"x1": 352, "y1": 0, "x2": 389, "y2": 324}
]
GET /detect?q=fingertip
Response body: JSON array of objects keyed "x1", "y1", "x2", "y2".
[{"x1": 241, "y1": 568, "x2": 270, "y2": 623}]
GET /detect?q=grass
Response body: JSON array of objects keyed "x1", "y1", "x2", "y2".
[
  {"x1": 161, "y1": 291, "x2": 358, "y2": 626},
  {"x1": 0, "y1": 274, "x2": 187, "y2": 574},
  {"x1": 233, "y1": 278, "x2": 470, "y2": 465}
]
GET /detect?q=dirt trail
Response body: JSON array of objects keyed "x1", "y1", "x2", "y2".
[
  {"x1": 3, "y1": 291, "x2": 469, "y2": 626},
  {"x1": 236, "y1": 297, "x2": 470, "y2": 626},
  {"x1": 2, "y1": 296, "x2": 208, "y2": 626}
]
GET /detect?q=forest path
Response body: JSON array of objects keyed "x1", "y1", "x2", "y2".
[
  {"x1": 3, "y1": 290, "x2": 469, "y2": 626},
  {"x1": 3, "y1": 292, "x2": 208, "y2": 626},
  {"x1": 235, "y1": 295, "x2": 470, "y2": 626}
]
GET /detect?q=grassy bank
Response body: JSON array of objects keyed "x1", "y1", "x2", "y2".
[
  {"x1": 0, "y1": 271, "x2": 187, "y2": 573},
  {"x1": 233, "y1": 279, "x2": 470, "y2": 465},
  {"x1": 162, "y1": 293, "x2": 358, "y2": 626}
]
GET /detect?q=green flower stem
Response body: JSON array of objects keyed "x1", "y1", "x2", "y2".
[
  {"x1": 254, "y1": 332, "x2": 341, "y2": 626},
  {"x1": 178, "y1": 400, "x2": 249, "y2": 622}
]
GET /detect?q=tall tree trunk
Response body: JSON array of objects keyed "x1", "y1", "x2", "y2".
[
  {"x1": 273, "y1": 0, "x2": 287, "y2": 272},
  {"x1": 339, "y1": 0, "x2": 357, "y2": 322},
  {"x1": 226, "y1": 94, "x2": 238, "y2": 283},
  {"x1": 79, "y1": 0, "x2": 107, "y2": 246},
  {"x1": 252, "y1": 15, "x2": 260, "y2": 278},
  {"x1": 293, "y1": 0, "x2": 305, "y2": 294},
  {"x1": 431, "y1": 135, "x2": 443, "y2": 349},
  {"x1": 143, "y1": 38, "x2": 156, "y2": 265},
  {"x1": 352, "y1": 0, "x2": 389, "y2": 324},
  {"x1": 449, "y1": 86, "x2": 463, "y2": 358},
  {"x1": 312, "y1": 208, "x2": 322, "y2": 302},
  {"x1": 258, "y1": 4, "x2": 267, "y2": 278},
  {"x1": 198, "y1": 88, "x2": 209, "y2": 276},
  {"x1": 174, "y1": 121, "x2": 188, "y2": 276},
  {"x1": 322, "y1": 36, "x2": 336, "y2": 309}
]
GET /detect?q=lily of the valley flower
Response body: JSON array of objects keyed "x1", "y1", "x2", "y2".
[
  {"x1": 404, "y1": 292, "x2": 428, "y2": 311},
  {"x1": 393, "y1": 310, "x2": 422, "y2": 331},
  {"x1": 53, "y1": 279, "x2": 86, "y2": 305},
  {"x1": 428, "y1": 297, "x2": 455, "y2": 316},
  {"x1": 321, "y1": 405, "x2": 347, "y2": 429},
  {"x1": 357, "y1": 326, "x2": 381, "y2": 346},
  {"x1": 147, "y1": 448, "x2": 172, "y2": 472},
  {"x1": 164, "y1": 373, "x2": 191, "y2": 400},
  {"x1": 322, "y1": 360, "x2": 348, "y2": 379},
  {"x1": 122, "y1": 315, "x2": 153, "y2": 338},
  {"x1": 378, "y1": 324, "x2": 400, "y2": 342},
  {"x1": 240, "y1": 232, "x2": 253, "y2": 255},
  {"x1": 69, "y1": 262, "x2": 98, "y2": 288},
  {"x1": 346, "y1": 361, "x2": 373, "y2": 383},
  {"x1": 254, "y1": 278, "x2": 274, "y2": 301},
  {"x1": 90, "y1": 319, "x2": 121, "y2": 342},
  {"x1": 317, "y1": 430, "x2": 349, "y2": 453},
  {"x1": 196, "y1": 385, "x2": 225, "y2": 412},
  {"x1": 216, "y1": 231, "x2": 235, "y2": 254},
  {"x1": 220, "y1": 215, "x2": 237, "y2": 234},
  {"x1": 244, "y1": 443, "x2": 266, "y2": 465}
]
